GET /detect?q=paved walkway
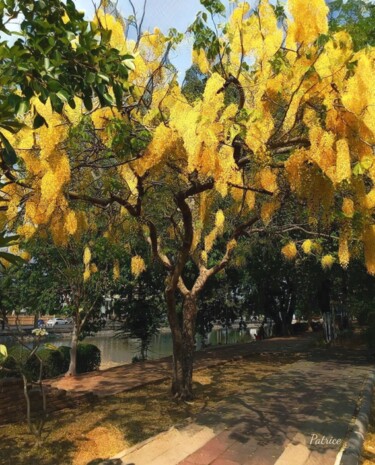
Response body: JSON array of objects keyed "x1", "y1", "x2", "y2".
[
  {"x1": 113, "y1": 348, "x2": 374, "y2": 465},
  {"x1": 47, "y1": 334, "x2": 314, "y2": 396}
]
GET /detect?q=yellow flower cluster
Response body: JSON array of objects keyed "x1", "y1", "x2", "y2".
[
  {"x1": 192, "y1": 48, "x2": 210, "y2": 75},
  {"x1": 215, "y1": 210, "x2": 225, "y2": 234},
  {"x1": 321, "y1": 255, "x2": 335, "y2": 270},
  {"x1": 113, "y1": 260, "x2": 120, "y2": 280},
  {"x1": 83, "y1": 247, "x2": 91, "y2": 266},
  {"x1": 364, "y1": 226, "x2": 375, "y2": 275},
  {"x1": 342, "y1": 198, "x2": 355, "y2": 217},
  {"x1": 259, "y1": 167, "x2": 277, "y2": 193},
  {"x1": 131, "y1": 256, "x2": 146, "y2": 277},
  {"x1": 281, "y1": 242, "x2": 298, "y2": 260},
  {"x1": 302, "y1": 240, "x2": 313, "y2": 254},
  {"x1": 288, "y1": 0, "x2": 329, "y2": 45},
  {"x1": 338, "y1": 235, "x2": 350, "y2": 268}
]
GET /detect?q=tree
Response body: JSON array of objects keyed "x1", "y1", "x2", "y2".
[
  {"x1": 0, "y1": 0, "x2": 132, "y2": 230},
  {"x1": 2, "y1": 0, "x2": 375, "y2": 398},
  {"x1": 329, "y1": 0, "x2": 375, "y2": 50}
]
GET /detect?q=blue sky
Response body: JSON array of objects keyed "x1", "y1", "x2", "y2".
[
  {"x1": 74, "y1": 0, "x2": 242, "y2": 80},
  {"x1": 72, "y1": 0, "x2": 375, "y2": 79}
]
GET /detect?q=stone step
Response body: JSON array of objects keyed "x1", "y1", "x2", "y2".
[{"x1": 113, "y1": 423, "x2": 218, "y2": 465}]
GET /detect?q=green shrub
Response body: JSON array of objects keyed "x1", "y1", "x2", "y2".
[
  {"x1": 1, "y1": 343, "x2": 101, "y2": 379},
  {"x1": 32, "y1": 348, "x2": 66, "y2": 379},
  {"x1": 58, "y1": 345, "x2": 71, "y2": 372},
  {"x1": 5, "y1": 345, "x2": 67, "y2": 381},
  {"x1": 76, "y1": 344, "x2": 101, "y2": 373},
  {"x1": 0, "y1": 355, "x2": 18, "y2": 378}
]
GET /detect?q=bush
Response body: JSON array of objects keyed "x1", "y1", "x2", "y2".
[
  {"x1": 5, "y1": 345, "x2": 67, "y2": 381},
  {"x1": 1, "y1": 343, "x2": 101, "y2": 379},
  {"x1": 76, "y1": 344, "x2": 101, "y2": 373},
  {"x1": 58, "y1": 345, "x2": 71, "y2": 372},
  {"x1": 34, "y1": 348, "x2": 66, "y2": 379},
  {"x1": 0, "y1": 355, "x2": 18, "y2": 378}
]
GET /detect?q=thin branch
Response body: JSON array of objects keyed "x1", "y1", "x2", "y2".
[{"x1": 228, "y1": 182, "x2": 274, "y2": 196}]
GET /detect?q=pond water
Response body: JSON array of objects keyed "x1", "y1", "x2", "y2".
[
  {"x1": 1, "y1": 327, "x2": 255, "y2": 369},
  {"x1": 56, "y1": 327, "x2": 254, "y2": 368}
]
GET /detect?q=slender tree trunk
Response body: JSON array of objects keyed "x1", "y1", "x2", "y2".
[
  {"x1": 67, "y1": 320, "x2": 79, "y2": 376},
  {"x1": 166, "y1": 290, "x2": 198, "y2": 400}
]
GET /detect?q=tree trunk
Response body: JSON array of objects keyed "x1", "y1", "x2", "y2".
[
  {"x1": 67, "y1": 320, "x2": 79, "y2": 376},
  {"x1": 167, "y1": 293, "x2": 197, "y2": 400}
]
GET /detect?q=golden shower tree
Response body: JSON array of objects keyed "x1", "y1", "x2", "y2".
[{"x1": 2, "y1": 0, "x2": 375, "y2": 398}]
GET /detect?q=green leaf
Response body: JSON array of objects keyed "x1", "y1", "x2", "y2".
[
  {"x1": 0, "y1": 251, "x2": 25, "y2": 266},
  {"x1": 353, "y1": 162, "x2": 364, "y2": 176},
  {"x1": 97, "y1": 72, "x2": 110, "y2": 83},
  {"x1": 44, "y1": 343, "x2": 58, "y2": 351},
  {"x1": 16, "y1": 100, "x2": 29, "y2": 117},
  {"x1": 123, "y1": 58, "x2": 135, "y2": 71},
  {"x1": 0, "y1": 232, "x2": 19, "y2": 248},
  {"x1": 361, "y1": 156, "x2": 373, "y2": 170},
  {"x1": 83, "y1": 95, "x2": 93, "y2": 111},
  {"x1": 86, "y1": 72, "x2": 96, "y2": 84},
  {"x1": 0, "y1": 132, "x2": 17, "y2": 165},
  {"x1": 113, "y1": 83, "x2": 123, "y2": 108},
  {"x1": 56, "y1": 89, "x2": 70, "y2": 103},
  {"x1": 33, "y1": 112, "x2": 47, "y2": 129}
]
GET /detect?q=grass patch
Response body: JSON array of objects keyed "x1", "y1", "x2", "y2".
[{"x1": 0, "y1": 353, "x2": 299, "y2": 465}]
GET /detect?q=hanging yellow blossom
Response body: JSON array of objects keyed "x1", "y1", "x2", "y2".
[
  {"x1": 261, "y1": 200, "x2": 280, "y2": 225},
  {"x1": 302, "y1": 239, "x2": 313, "y2": 254},
  {"x1": 204, "y1": 228, "x2": 218, "y2": 253},
  {"x1": 94, "y1": 9, "x2": 127, "y2": 53},
  {"x1": 17, "y1": 224, "x2": 37, "y2": 240},
  {"x1": 20, "y1": 251, "x2": 31, "y2": 261},
  {"x1": 281, "y1": 242, "x2": 298, "y2": 261},
  {"x1": 83, "y1": 265, "x2": 91, "y2": 282},
  {"x1": 83, "y1": 247, "x2": 91, "y2": 266},
  {"x1": 338, "y1": 235, "x2": 350, "y2": 268},
  {"x1": 65, "y1": 210, "x2": 78, "y2": 235},
  {"x1": 366, "y1": 189, "x2": 375, "y2": 210},
  {"x1": 260, "y1": 167, "x2": 278, "y2": 193},
  {"x1": 215, "y1": 210, "x2": 225, "y2": 234},
  {"x1": 131, "y1": 256, "x2": 146, "y2": 277},
  {"x1": 192, "y1": 48, "x2": 210, "y2": 75},
  {"x1": 113, "y1": 260, "x2": 120, "y2": 280},
  {"x1": 321, "y1": 254, "x2": 335, "y2": 270},
  {"x1": 342, "y1": 198, "x2": 355, "y2": 217},
  {"x1": 90, "y1": 263, "x2": 98, "y2": 273},
  {"x1": 364, "y1": 226, "x2": 375, "y2": 275},
  {"x1": 288, "y1": 0, "x2": 329, "y2": 45},
  {"x1": 336, "y1": 139, "x2": 352, "y2": 184}
]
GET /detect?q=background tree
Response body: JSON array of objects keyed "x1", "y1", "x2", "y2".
[
  {"x1": 329, "y1": 0, "x2": 375, "y2": 50},
  {"x1": 115, "y1": 265, "x2": 166, "y2": 361}
]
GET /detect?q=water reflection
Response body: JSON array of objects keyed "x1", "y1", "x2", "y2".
[
  {"x1": 57, "y1": 328, "x2": 253, "y2": 368},
  {"x1": 1, "y1": 327, "x2": 254, "y2": 369}
]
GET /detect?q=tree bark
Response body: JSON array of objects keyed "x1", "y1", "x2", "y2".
[
  {"x1": 67, "y1": 319, "x2": 79, "y2": 376},
  {"x1": 167, "y1": 291, "x2": 198, "y2": 400}
]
